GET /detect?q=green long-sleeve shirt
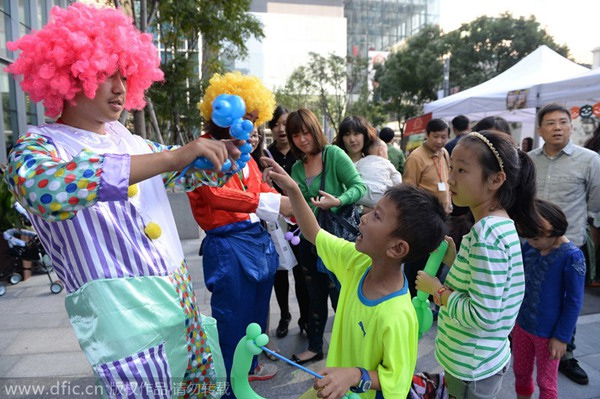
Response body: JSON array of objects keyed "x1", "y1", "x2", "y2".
[{"x1": 291, "y1": 145, "x2": 366, "y2": 214}]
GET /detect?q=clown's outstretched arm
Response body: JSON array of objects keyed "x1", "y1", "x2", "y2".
[
  {"x1": 262, "y1": 157, "x2": 321, "y2": 244},
  {"x1": 130, "y1": 137, "x2": 240, "y2": 184},
  {"x1": 5, "y1": 132, "x2": 238, "y2": 222}
]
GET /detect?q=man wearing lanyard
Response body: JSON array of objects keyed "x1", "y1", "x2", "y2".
[
  {"x1": 402, "y1": 118, "x2": 451, "y2": 296},
  {"x1": 404, "y1": 119, "x2": 452, "y2": 214}
]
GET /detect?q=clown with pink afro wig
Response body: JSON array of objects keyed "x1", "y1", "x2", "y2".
[
  {"x1": 6, "y1": 2, "x2": 163, "y2": 118},
  {"x1": 3, "y1": 4, "x2": 241, "y2": 398}
]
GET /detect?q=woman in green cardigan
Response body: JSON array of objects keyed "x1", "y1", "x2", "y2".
[{"x1": 285, "y1": 108, "x2": 366, "y2": 364}]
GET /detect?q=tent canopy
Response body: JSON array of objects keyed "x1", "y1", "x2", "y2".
[
  {"x1": 538, "y1": 67, "x2": 600, "y2": 106},
  {"x1": 423, "y1": 45, "x2": 589, "y2": 123}
]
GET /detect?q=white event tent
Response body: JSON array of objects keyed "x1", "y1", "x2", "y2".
[
  {"x1": 423, "y1": 45, "x2": 590, "y2": 138},
  {"x1": 537, "y1": 67, "x2": 600, "y2": 107}
]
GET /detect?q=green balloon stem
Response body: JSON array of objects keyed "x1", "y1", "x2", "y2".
[
  {"x1": 231, "y1": 323, "x2": 266, "y2": 399},
  {"x1": 231, "y1": 323, "x2": 362, "y2": 398},
  {"x1": 413, "y1": 240, "x2": 448, "y2": 338}
]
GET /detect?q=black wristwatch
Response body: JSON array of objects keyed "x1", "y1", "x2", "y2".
[{"x1": 350, "y1": 367, "x2": 372, "y2": 393}]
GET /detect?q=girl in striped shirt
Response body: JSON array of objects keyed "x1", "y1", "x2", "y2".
[{"x1": 416, "y1": 131, "x2": 544, "y2": 399}]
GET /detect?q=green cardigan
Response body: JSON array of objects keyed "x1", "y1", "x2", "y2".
[{"x1": 291, "y1": 145, "x2": 366, "y2": 214}]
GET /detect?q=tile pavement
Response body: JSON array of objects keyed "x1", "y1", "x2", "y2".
[{"x1": 0, "y1": 239, "x2": 599, "y2": 399}]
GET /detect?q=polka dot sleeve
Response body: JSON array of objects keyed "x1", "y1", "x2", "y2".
[
  {"x1": 145, "y1": 140, "x2": 233, "y2": 191},
  {"x1": 5, "y1": 133, "x2": 105, "y2": 222}
]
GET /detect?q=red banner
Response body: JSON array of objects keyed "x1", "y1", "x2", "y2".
[{"x1": 405, "y1": 113, "x2": 432, "y2": 136}]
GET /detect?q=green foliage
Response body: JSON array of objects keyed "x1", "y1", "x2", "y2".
[
  {"x1": 374, "y1": 25, "x2": 446, "y2": 123},
  {"x1": 445, "y1": 13, "x2": 569, "y2": 91},
  {"x1": 277, "y1": 53, "x2": 377, "y2": 135},
  {"x1": 0, "y1": 177, "x2": 21, "y2": 231},
  {"x1": 347, "y1": 84, "x2": 388, "y2": 129},
  {"x1": 198, "y1": 0, "x2": 264, "y2": 76},
  {"x1": 147, "y1": 0, "x2": 264, "y2": 144},
  {"x1": 373, "y1": 13, "x2": 571, "y2": 125}
]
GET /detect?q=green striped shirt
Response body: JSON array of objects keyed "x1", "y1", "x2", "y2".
[{"x1": 435, "y1": 216, "x2": 524, "y2": 381}]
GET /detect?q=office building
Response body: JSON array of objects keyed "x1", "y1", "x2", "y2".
[{"x1": 1, "y1": 0, "x2": 70, "y2": 164}]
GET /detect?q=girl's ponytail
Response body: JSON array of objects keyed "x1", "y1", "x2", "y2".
[{"x1": 507, "y1": 150, "x2": 543, "y2": 237}]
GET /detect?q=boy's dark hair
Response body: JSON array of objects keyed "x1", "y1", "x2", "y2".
[
  {"x1": 385, "y1": 185, "x2": 447, "y2": 263},
  {"x1": 451, "y1": 115, "x2": 469, "y2": 131},
  {"x1": 286, "y1": 108, "x2": 329, "y2": 160},
  {"x1": 268, "y1": 105, "x2": 290, "y2": 130},
  {"x1": 537, "y1": 103, "x2": 571, "y2": 127},
  {"x1": 426, "y1": 118, "x2": 449, "y2": 134},
  {"x1": 458, "y1": 131, "x2": 543, "y2": 238},
  {"x1": 333, "y1": 116, "x2": 377, "y2": 156},
  {"x1": 535, "y1": 199, "x2": 568, "y2": 237},
  {"x1": 379, "y1": 127, "x2": 396, "y2": 143},
  {"x1": 472, "y1": 116, "x2": 511, "y2": 135}
]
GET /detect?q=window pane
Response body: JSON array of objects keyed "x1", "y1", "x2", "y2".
[
  {"x1": 1, "y1": 66, "x2": 18, "y2": 152},
  {"x1": 0, "y1": 11, "x2": 8, "y2": 58}
]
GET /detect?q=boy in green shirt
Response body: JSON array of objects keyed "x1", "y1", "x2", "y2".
[{"x1": 262, "y1": 158, "x2": 447, "y2": 399}]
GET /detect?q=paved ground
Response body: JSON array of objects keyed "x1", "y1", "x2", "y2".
[{"x1": 1, "y1": 239, "x2": 599, "y2": 399}]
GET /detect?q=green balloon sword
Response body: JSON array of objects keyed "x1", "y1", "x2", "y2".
[{"x1": 411, "y1": 240, "x2": 448, "y2": 339}]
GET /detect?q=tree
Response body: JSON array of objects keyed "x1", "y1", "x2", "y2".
[
  {"x1": 445, "y1": 13, "x2": 569, "y2": 91},
  {"x1": 373, "y1": 14, "x2": 571, "y2": 126},
  {"x1": 346, "y1": 84, "x2": 387, "y2": 129},
  {"x1": 277, "y1": 53, "x2": 369, "y2": 136},
  {"x1": 145, "y1": 0, "x2": 263, "y2": 144},
  {"x1": 374, "y1": 25, "x2": 447, "y2": 123},
  {"x1": 197, "y1": 0, "x2": 264, "y2": 83}
]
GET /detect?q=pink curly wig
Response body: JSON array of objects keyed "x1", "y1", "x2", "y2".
[{"x1": 5, "y1": 3, "x2": 164, "y2": 118}]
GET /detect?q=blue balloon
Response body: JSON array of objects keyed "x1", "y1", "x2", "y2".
[
  {"x1": 192, "y1": 157, "x2": 231, "y2": 172},
  {"x1": 239, "y1": 153, "x2": 251, "y2": 162},
  {"x1": 239, "y1": 143, "x2": 253, "y2": 154},
  {"x1": 236, "y1": 160, "x2": 247, "y2": 170},
  {"x1": 212, "y1": 94, "x2": 246, "y2": 128},
  {"x1": 212, "y1": 113, "x2": 232, "y2": 128},
  {"x1": 230, "y1": 118, "x2": 254, "y2": 140}
]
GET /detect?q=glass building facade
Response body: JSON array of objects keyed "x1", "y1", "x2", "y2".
[
  {"x1": 344, "y1": 0, "x2": 439, "y2": 58},
  {"x1": 0, "y1": 0, "x2": 69, "y2": 164}
]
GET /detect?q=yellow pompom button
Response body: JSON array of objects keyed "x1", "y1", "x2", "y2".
[
  {"x1": 144, "y1": 222, "x2": 161, "y2": 239},
  {"x1": 128, "y1": 184, "x2": 139, "y2": 197}
]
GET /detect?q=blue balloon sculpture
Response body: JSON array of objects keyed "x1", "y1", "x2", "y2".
[
  {"x1": 212, "y1": 94, "x2": 246, "y2": 128},
  {"x1": 180, "y1": 94, "x2": 254, "y2": 178}
]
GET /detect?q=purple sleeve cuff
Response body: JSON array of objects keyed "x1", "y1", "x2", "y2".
[{"x1": 98, "y1": 153, "x2": 130, "y2": 202}]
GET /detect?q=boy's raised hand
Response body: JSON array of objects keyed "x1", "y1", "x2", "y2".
[
  {"x1": 261, "y1": 156, "x2": 321, "y2": 244},
  {"x1": 261, "y1": 157, "x2": 298, "y2": 193}
]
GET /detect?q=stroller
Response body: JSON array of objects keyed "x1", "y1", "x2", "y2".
[{"x1": 0, "y1": 204, "x2": 63, "y2": 296}]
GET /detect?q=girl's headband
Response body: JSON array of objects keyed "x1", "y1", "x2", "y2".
[{"x1": 469, "y1": 132, "x2": 504, "y2": 173}]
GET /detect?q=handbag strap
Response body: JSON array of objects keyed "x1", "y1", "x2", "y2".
[
  {"x1": 319, "y1": 147, "x2": 327, "y2": 192},
  {"x1": 319, "y1": 147, "x2": 359, "y2": 236}
]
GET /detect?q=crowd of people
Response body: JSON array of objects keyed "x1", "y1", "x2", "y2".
[{"x1": 3, "y1": 3, "x2": 599, "y2": 399}]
